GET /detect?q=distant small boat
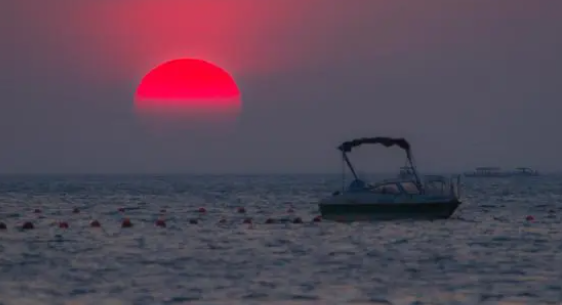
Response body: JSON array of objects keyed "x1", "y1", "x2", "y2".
[
  {"x1": 317, "y1": 136, "x2": 462, "y2": 221},
  {"x1": 463, "y1": 167, "x2": 539, "y2": 177},
  {"x1": 512, "y1": 167, "x2": 540, "y2": 176}
]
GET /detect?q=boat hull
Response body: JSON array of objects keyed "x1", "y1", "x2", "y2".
[{"x1": 318, "y1": 200, "x2": 461, "y2": 222}]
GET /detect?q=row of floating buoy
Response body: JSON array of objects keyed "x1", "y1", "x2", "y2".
[
  {"x1": 0, "y1": 214, "x2": 541, "y2": 230},
  {"x1": 32, "y1": 207, "x2": 287, "y2": 214},
  {"x1": 0, "y1": 215, "x2": 322, "y2": 231},
  {"x1": 29, "y1": 206, "x2": 297, "y2": 215},
  {"x1": 198, "y1": 206, "x2": 296, "y2": 214}
]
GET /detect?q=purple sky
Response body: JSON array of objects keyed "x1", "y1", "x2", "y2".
[{"x1": 2, "y1": 0, "x2": 562, "y2": 174}]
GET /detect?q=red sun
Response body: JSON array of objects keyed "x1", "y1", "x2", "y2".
[{"x1": 134, "y1": 59, "x2": 242, "y2": 130}]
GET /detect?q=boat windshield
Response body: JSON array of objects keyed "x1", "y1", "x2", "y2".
[
  {"x1": 347, "y1": 179, "x2": 369, "y2": 191},
  {"x1": 425, "y1": 180, "x2": 446, "y2": 194},
  {"x1": 372, "y1": 183, "x2": 401, "y2": 195},
  {"x1": 400, "y1": 181, "x2": 420, "y2": 195}
]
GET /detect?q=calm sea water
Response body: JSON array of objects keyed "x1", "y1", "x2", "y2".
[{"x1": 0, "y1": 174, "x2": 561, "y2": 305}]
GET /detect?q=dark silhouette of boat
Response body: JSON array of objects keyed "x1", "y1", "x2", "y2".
[
  {"x1": 463, "y1": 167, "x2": 539, "y2": 177},
  {"x1": 318, "y1": 137, "x2": 462, "y2": 221}
]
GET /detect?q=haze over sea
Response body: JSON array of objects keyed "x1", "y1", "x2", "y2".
[{"x1": 0, "y1": 174, "x2": 561, "y2": 305}]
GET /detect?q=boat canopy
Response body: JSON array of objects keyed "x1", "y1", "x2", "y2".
[
  {"x1": 338, "y1": 137, "x2": 411, "y2": 154},
  {"x1": 337, "y1": 136, "x2": 422, "y2": 191}
]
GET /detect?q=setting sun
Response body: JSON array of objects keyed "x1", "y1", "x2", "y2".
[{"x1": 134, "y1": 58, "x2": 242, "y2": 130}]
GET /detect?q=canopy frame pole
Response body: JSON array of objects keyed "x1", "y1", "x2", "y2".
[
  {"x1": 342, "y1": 151, "x2": 359, "y2": 181},
  {"x1": 341, "y1": 151, "x2": 345, "y2": 192},
  {"x1": 406, "y1": 152, "x2": 424, "y2": 193}
]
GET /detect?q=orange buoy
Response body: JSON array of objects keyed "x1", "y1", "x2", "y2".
[
  {"x1": 22, "y1": 222, "x2": 34, "y2": 230},
  {"x1": 59, "y1": 222, "x2": 69, "y2": 229},
  {"x1": 198, "y1": 207, "x2": 206, "y2": 213},
  {"x1": 90, "y1": 220, "x2": 101, "y2": 228},
  {"x1": 155, "y1": 219, "x2": 166, "y2": 227},
  {"x1": 237, "y1": 207, "x2": 246, "y2": 213},
  {"x1": 121, "y1": 218, "x2": 133, "y2": 228}
]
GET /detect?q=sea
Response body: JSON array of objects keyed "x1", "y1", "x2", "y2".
[{"x1": 0, "y1": 174, "x2": 561, "y2": 305}]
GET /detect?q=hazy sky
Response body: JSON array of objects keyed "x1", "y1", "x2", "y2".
[{"x1": 2, "y1": 0, "x2": 562, "y2": 174}]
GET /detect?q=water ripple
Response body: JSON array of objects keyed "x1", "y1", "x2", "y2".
[{"x1": 0, "y1": 174, "x2": 561, "y2": 304}]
